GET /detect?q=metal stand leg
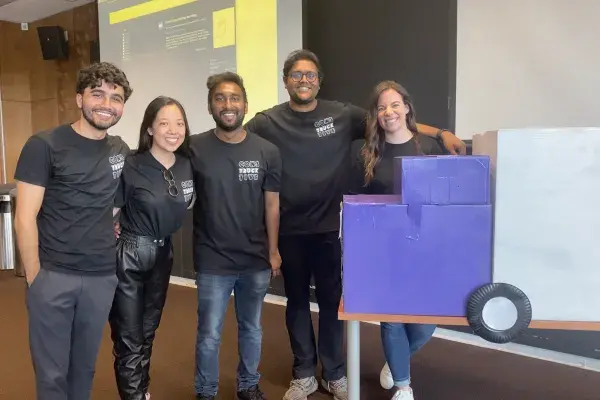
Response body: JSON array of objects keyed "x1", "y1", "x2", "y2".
[{"x1": 347, "y1": 320, "x2": 360, "y2": 400}]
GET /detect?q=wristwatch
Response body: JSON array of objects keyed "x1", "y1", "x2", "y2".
[{"x1": 436, "y1": 129, "x2": 449, "y2": 140}]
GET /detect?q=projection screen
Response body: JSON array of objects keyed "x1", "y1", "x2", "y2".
[{"x1": 98, "y1": 0, "x2": 302, "y2": 148}]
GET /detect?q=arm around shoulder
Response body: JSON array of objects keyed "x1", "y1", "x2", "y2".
[
  {"x1": 349, "y1": 104, "x2": 368, "y2": 140},
  {"x1": 245, "y1": 112, "x2": 270, "y2": 136},
  {"x1": 416, "y1": 123, "x2": 466, "y2": 155}
]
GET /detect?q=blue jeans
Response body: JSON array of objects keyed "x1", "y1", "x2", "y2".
[
  {"x1": 194, "y1": 269, "x2": 271, "y2": 396},
  {"x1": 380, "y1": 322, "x2": 436, "y2": 387}
]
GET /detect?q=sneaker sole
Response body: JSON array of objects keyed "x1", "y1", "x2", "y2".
[
  {"x1": 235, "y1": 391, "x2": 266, "y2": 400},
  {"x1": 380, "y1": 373, "x2": 394, "y2": 390},
  {"x1": 320, "y1": 379, "x2": 345, "y2": 400},
  {"x1": 283, "y1": 380, "x2": 318, "y2": 400}
]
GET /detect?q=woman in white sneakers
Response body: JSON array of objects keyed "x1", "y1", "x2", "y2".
[{"x1": 349, "y1": 80, "x2": 444, "y2": 399}]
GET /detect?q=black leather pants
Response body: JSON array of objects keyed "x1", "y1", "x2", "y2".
[{"x1": 109, "y1": 231, "x2": 173, "y2": 400}]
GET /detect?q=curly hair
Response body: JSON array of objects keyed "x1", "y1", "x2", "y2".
[
  {"x1": 361, "y1": 80, "x2": 421, "y2": 185},
  {"x1": 76, "y1": 62, "x2": 133, "y2": 102}
]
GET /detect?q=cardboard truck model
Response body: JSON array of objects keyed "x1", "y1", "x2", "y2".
[{"x1": 341, "y1": 128, "x2": 600, "y2": 344}]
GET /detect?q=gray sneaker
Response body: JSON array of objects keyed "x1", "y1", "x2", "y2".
[
  {"x1": 321, "y1": 376, "x2": 348, "y2": 400},
  {"x1": 283, "y1": 377, "x2": 318, "y2": 400}
]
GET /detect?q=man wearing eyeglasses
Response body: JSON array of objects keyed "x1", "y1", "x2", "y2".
[{"x1": 244, "y1": 49, "x2": 466, "y2": 400}]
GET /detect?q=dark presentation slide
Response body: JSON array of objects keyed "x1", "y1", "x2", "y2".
[{"x1": 101, "y1": 0, "x2": 236, "y2": 72}]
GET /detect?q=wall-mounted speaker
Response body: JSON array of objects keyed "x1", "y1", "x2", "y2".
[{"x1": 36, "y1": 26, "x2": 69, "y2": 60}]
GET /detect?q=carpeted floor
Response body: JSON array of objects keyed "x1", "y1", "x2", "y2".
[{"x1": 0, "y1": 270, "x2": 598, "y2": 399}]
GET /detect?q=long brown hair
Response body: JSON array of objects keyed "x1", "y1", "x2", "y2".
[{"x1": 361, "y1": 81, "x2": 421, "y2": 185}]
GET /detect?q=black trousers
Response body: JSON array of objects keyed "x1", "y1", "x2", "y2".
[
  {"x1": 26, "y1": 269, "x2": 118, "y2": 400},
  {"x1": 279, "y1": 231, "x2": 345, "y2": 382},
  {"x1": 108, "y1": 232, "x2": 173, "y2": 400}
]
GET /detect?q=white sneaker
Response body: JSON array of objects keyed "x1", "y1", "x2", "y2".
[
  {"x1": 321, "y1": 376, "x2": 348, "y2": 400},
  {"x1": 391, "y1": 387, "x2": 414, "y2": 400},
  {"x1": 380, "y1": 363, "x2": 394, "y2": 390},
  {"x1": 283, "y1": 377, "x2": 318, "y2": 400}
]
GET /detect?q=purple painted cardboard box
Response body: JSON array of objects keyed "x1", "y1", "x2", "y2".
[
  {"x1": 342, "y1": 155, "x2": 493, "y2": 317},
  {"x1": 396, "y1": 155, "x2": 490, "y2": 205},
  {"x1": 342, "y1": 195, "x2": 493, "y2": 316}
]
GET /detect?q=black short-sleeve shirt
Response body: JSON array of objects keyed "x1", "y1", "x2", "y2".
[
  {"x1": 14, "y1": 124, "x2": 130, "y2": 275},
  {"x1": 189, "y1": 130, "x2": 282, "y2": 274},
  {"x1": 245, "y1": 100, "x2": 366, "y2": 235},
  {"x1": 350, "y1": 135, "x2": 446, "y2": 195},
  {"x1": 115, "y1": 151, "x2": 194, "y2": 239}
]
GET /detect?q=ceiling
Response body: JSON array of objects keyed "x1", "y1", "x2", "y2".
[{"x1": 0, "y1": 0, "x2": 94, "y2": 23}]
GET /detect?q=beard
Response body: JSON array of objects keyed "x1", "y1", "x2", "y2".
[
  {"x1": 211, "y1": 108, "x2": 244, "y2": 132},
  {"x1": 289, "y1": 93, "x2": 314, "y2": 105},
  {"x1": 289, "y1": 84, "x2": 318, "y2": 106},
  {"x1": 81, "y1": 105, "x2": 121, "y2": 130}
]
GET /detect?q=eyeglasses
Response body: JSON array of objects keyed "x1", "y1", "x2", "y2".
[
  {"x1": 163, "y1": 170, "x2": 179, "y2": 197},
  {"x1": 288, "y1": 71, "x2": 318, "y2": 82}
]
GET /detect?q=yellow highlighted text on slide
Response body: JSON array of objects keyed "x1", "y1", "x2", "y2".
[
  {"x1": 213, "y1": 8, "x2": 236, "y2": 49},
  {"x1": 235, "y1": 0, "x2": 278, "y2": 121},
  {"x1": 109, "y1": 0, "x2": 198, "y2": 25}
]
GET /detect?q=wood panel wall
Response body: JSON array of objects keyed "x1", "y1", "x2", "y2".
[{"x1": 0, "y1": 3, "x2": 98, "y2": 183}]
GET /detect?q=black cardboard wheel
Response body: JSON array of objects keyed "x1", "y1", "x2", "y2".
[{"x1": 467, "y1": 283, "x2": 532, "y2": 344}]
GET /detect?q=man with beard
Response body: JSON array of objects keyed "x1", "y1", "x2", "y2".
[
  {"x1": 189, "y1": 72, "x2": 282, "y2": 400},
  {"x1": 244, "y1": 49, "x2": 467, "y2": 400},
  {"x1": 13, "y1": 62, "x2": 132, "y2": 400}
]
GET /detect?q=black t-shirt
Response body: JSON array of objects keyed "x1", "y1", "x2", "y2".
[
  {"x1": 115, "y1": 151, "x2": 194, "y2": 239},
  {"x1": 245, "y1": 100, "x2": 366, "y2": 235},
  {"x1": 14, "y1": 124, "x2": 130, "y2": 275},
  {"x1": 349, "y1": 135, "x2": 445, "y2": 195},
  {"x1": 189, "y1": 130, "x2": 282, "y2": 274}
]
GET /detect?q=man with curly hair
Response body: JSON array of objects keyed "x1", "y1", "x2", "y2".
[{"x1": 14, "y1": 62, "x2": 133, "y2": 400}]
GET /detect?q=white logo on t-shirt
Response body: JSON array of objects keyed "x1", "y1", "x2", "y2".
[
  {"x1": 314, "y1": 116, "x2": 336, "y2": 138},
  {"x1": 181, "y1": 180, "x2": 194, "y2": 202},
  {"x1": 110, "y1": 154, "x2": 125, "y2": 179},
  {"x1": 238, "y1": 160, "x2": 260, "y2": 181}
]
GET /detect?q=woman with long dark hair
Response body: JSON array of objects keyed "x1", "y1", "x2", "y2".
[
  {"x1": 350, "y1": 81, "x2": 445, "y2": 400},
  {"x1": 109, "y1": 96, "x2": 195, "y2": 400}
]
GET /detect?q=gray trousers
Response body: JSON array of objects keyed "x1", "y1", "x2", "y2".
[{"x1": 26, "y1": 268, "x2": 118, "y2": 400}]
